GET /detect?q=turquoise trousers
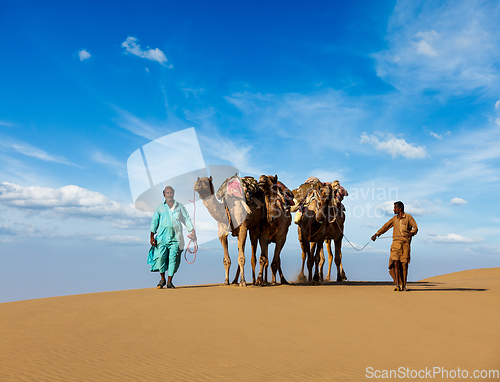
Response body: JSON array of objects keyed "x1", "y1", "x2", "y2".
[{"x1": 148, "y1": 241, "x2": 181, "y2": 277}]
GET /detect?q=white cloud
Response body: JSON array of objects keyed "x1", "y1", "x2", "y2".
[
  {"x1": 0, "y1": 217, "x2": 148, "y2": 245},
  {"x1": 450, "y1": 197, "x2": 468, "y2": 205},
  {"x1": 429, "y1": 132, "x2": 442, "y2": 139},
  {"x1": 310, "y1": 169, "x2": 347, "y2": 183},
  {"x1": 495, "y1": 118, "x2": 500, "y2": 127},
  {"x1": 360, "y1": 133, "x2": 427, "y2": 159},
  {"x1": 464, "y1": 244, "x2": 500, "y2": 255},
  {"x1": 91, "y1": 150, "x2": 126, "y2": 178},
  {"x1": 494, "y1": 100, "x2": 500, "y2": 109},
  {"x1": 0, "y1": 121, "x2": 14, "y2": 127},
  {"x1": 113, "y1": 106, "x2": 181, "y2": 141},
  {"x1": 0, "y1": 223, "x2": 16, "y2": 235},
  {"x1": 0, "y1": 219, "x2": 147, "y2": 246},
  {"x1": 0, "y1": 182, "x2": 150, "y2": 220},
  {"x1": 94, "y1": 235, "x2": 143, "y2": 244},
  {"x1": 222, "y1": 89, "x2": 366, "y2": 157},
  {"x1": 198, "y1": 134, "x2": 262, "y2": 176},
  {"x1": 78, "y1": 49, "x2": 91, "y2": 61},
  {"x1": 122, "y1": 37, "x2": 170, "y2": 66},
  {"x1": 414, "y1": 38, "x2": 438, "y2": 57},
  {"x1": 0, "y1": 221, "x2": 79, "y2": 239},
  {"x1": 377, "y1": 200, "x2": 434, "y2": 216},
  {"x1": 0, "y1": 139, "x2": 77, "y2": 166},
  {"x1": 374, "y1": 1, "x2": 500, "y2": 95},
  {"x1": 426, "y1": 232, "x2": 484, "y2": 244},
  {"x1": 110, "y1": 219, "x2": 149, "y2": 230}
]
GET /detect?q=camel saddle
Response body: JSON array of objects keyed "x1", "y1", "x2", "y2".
[
  {"x1": 291, "y1": 180, "x2": 325, "y2": 207},
  {"x1": 216, "y1": 175, "x2": 264, "y2": 208},
  {"x1": 276, "y1": 181, "x2": 295, "y2": 208}
]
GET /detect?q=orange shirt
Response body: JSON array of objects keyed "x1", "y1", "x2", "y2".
[{"x1": 376, "y1": 213, "x2": 418, "y2": 242}]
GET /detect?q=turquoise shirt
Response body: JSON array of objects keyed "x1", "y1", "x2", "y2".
[{"x1": 150, "y1": 200, "x2": 194, "y2": 250}]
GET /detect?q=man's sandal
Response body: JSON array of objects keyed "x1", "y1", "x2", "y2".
[{"x1": 157, "y1": 279, "x2": 166, "y2": 289}]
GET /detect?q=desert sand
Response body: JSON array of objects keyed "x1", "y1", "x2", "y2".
[{"x1": 1, "y1": 268, "x2": 499, "y2": 381}]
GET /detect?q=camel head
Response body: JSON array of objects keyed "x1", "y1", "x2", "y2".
[
  {"x1": 316, "y1": 183, "x2": 333, "y2": 223},
  {"x1": 258, "y1": 174, "x2": 282, "y2": 224},
  {"x1": 258, "y1": 174, "x2": 278, "y2": 195},
  {"x1": 194, "y1": 176, "x2": 215, "y2": 200},
  {"x1": 320, "y1": 183, "x2": 332, "y2": 202}
]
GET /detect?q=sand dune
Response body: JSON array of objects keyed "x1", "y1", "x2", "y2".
[{"x1": 1, "y1": 268, "x2": 499, "y2": 381}]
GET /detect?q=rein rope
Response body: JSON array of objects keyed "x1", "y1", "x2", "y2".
[
  {"x1": 184, "y1": 190, "x2": 199, "y2": 264},
  {"x1": 331, "y1": 214, "x2": 407, "y2": 252}
]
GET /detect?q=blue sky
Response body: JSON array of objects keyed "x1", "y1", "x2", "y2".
[{"x1": 1, "y1": 0, "x2": 500, "y2": 302}]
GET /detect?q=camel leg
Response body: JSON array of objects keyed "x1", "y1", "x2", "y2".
[
  {"x1": 232, "y1": 267, "x2": 240, "y2": 284},
  {"x1": 298, "y1": 239, "x2": 311, "y2": 283},
  {"x1": 307, "y1": 242, "x2": 316, "y2": 282},
  {"x1": 318, "y1": 245, "x2": 325, "y2": 283},
  {"x1": 312, "y1": 242, "x2": 321, "y2": 284},
  {"x1": 298, "y1": 249, "x2": 307, "y2": 283},
  {"x1": 220, "y1": 233, "x2": 231, "y2": 285},
  {"x1": 251, "y1": 250, "x2": 257, "y2": 285},
  {"x1": 263, "y1": 240, "x2": 270, "y2": 284},
  {"x1": 271, "y1": 238, "x2": 288, "y2": 285},
  {"x1": 231, "y1": 231, "x2": 241, "y2": 285},
  {"x1": 297, "y1": 227, "x2": 307, "y2": 283},
  {"x1": 325, "y1": 239, "x2": 333, "y2": 282},
  {"x1": 237, "y1": 229, "x2": 248, "y2": 287},
  {"x1": 306, "y1": 243, "x2": 314, "y2": 282},
  {"x1": 334, "y1": 236, "x2": 347, "y2": 282},
  {"x1": 264, "y1": 255, "x2": 269, "y2": 284},
  {"x1": 256, "y1": 237, "x2": 269, "y2": 286},
  {"x1": 249, "y1": 230, "x2": 259, "y2": 285}
]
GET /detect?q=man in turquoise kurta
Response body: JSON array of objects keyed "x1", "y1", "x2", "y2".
[{"x1": 149, "y1": 186, "x2": 196, "y2": 289}]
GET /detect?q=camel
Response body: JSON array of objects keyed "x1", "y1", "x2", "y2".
[
  {"x1": 256, "y1": 175, "x2": 292, "y2": 286},
  {"x1": 193, "y1": 176, "x2": 263, "y2": 287},
  {"x1": 320, "y1": 202, "x2": 347, "y2": 282},
  {"x1": 296, "y1": 183, "x2": 333, "y2": 284}
]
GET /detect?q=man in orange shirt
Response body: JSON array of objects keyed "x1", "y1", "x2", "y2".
[{"x1": 371, "y1": 201, "x2": 418, "y2": 292}]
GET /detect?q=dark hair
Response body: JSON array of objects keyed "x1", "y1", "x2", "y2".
[{"x1": 394, "y1": 201, "x2": 404, "y2": 212}]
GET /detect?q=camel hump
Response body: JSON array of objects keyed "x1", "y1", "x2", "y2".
[{"x1": 305, "y1": 176, "x2": 320, "y2": 184}]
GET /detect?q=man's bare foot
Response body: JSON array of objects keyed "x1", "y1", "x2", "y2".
[{"x1": 402, "y1": 286, "x2": 408, "y2": 291}]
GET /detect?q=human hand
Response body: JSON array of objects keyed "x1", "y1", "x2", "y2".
[
  {"x1": 187, "y1": 230, "x2": 197, "y2": 241},
  {"x1": 150, "y1": 238, "x2": 157, "y2": 247}
]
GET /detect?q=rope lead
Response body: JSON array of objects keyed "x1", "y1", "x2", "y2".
[
  {"x1": 333, "y1": 215, "x2": 406, "y2": 252},
  {"x1": 184, "y1": 191, "x2": 198, "y2": 264}
]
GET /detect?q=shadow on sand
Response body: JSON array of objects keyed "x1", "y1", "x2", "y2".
[
  {"x1": 295, "y1": 280, "x2": 488, "y2": 292},
  {"x1": 171, "y1": 281, "x2": 487, "y2": 292}
]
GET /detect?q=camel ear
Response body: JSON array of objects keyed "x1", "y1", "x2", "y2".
[
  {"x1": 197, "y1": 177, "x2": 200, "y2": 180},
  {"x1": 275, "y1": 174, "x2": 278, "y2": 181},
  {"x1": 209, "y1": 176, "x2": 213, "y2": 181}
]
